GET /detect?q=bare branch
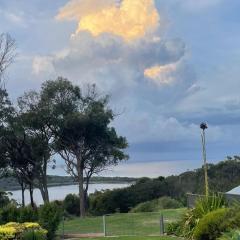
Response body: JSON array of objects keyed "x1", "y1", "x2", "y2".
[{"x1": 0, "y1": 33, "x2": 16, "y2": 85}]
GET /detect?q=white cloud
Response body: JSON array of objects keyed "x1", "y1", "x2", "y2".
[
  {"x1": 32, "y1": 56, "x2": 55, "y2": 76},
  {"x1": 56, "y1": 0, "x2": 160, "y2": 42}
]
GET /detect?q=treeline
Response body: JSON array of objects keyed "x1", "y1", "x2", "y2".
[
  {"x1": 0, "y1": 176, "x2": 137, "y2": 191},
  {"x1": 88, "y1": 157, "x2": 240, "y2": 215}
]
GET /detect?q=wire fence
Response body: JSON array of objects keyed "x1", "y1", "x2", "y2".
[
  {"x1": 104, "y1": 212, "x2": 165, "y2": 236},
  {"x1": 59, "y1": 209, "x2": 185, "y2": 238}
]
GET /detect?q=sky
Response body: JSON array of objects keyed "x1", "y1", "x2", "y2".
[{"x1": 1, "y1": 0, "x2": 240, "y2": 177}]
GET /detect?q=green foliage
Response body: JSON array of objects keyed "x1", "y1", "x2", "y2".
[
  {"x1": 39, "y1": 202, "x2": 62, "y2": 240},
  {"x1": 19, "y1": 206, "x2": 38, "y2": 223},
  {"x1": 21, "y1": 230, "x2": 47, "y2": 240},
  {"x1": 166, "y1": 221, "x2": 183, "y2": 237},
  {"x1": 89, "y1": 178, "x2": 170, "y2": 215},
  {"x1": 181, "y1": 194, "x2": 227, "y2": 239},
  {"x1": 219, "y1": 230, "x2": 240, "y2": 240},
  {"x1": 0, "y1": 191, "x2": 11, "y2": 208},
  {"x1": 131, "y1": 197, "x2": 183, "y2": 213},
  {"x1": 0, "y1": 204, "x2": 40, "y2": 224},
  {"x1": 0, "y1": 204, "x2": 19, "y2": 224},
  {"x1": 193, "y1": 208, "x2": 230, "y2": 240},
  {"x1": 63, "y1": 194, "x2": 80, "y2": 216}
]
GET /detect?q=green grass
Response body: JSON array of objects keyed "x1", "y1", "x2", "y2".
[
  {"x1": 58, "y1": 208, "x2": 186, "y2": 236},
  {"x1": 73, "y1": 237, "x2": 182, "y2": 240}
]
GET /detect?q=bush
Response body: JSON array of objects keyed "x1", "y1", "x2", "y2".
[
  {"x1": 219, "y1": 230, "x2": 240, "y2": 240},
  {"x1": 181, "y1": 194, "x2": 227, "y2": 239},
  {"x1": 0, "y1": 204, "x2": 19, "y2": 224},
  {"x1": 131, "y1": 196, "x2": 183, "y2": 213},
  {"x1": 0, "y1": 222, "x2": 47, "y2": 240},
  {"x1": 166, "y1": 221, "x2": 183, "y2": 236},
  {"x1": 39, "y1": 202, "x2": 62, "y2": 240},
  {"x1": 63, "y1": 194, "x2": 80, "y2": 216},
  {"x1": 193, "y1": 208, "x2": 230, "y2": 240},
  {"x1": 19, "y1": 206, "x2": 38, "y2": 223},
  {"x1": 21, "y1": 229, "x2": 47, "y2": 240}
]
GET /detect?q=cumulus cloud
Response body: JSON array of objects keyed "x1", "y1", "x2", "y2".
[
  {"x1": 144, "y1": 62, "x2": 179, "y2": 85},
  {"x1": 29, "y1": 0, "x2": 204, "y2": 146},
  {"x1": 56, "y1": 0, "x2": 159, "y2": 41}
]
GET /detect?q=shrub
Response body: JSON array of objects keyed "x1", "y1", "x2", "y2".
[
  {"x1": 166, "y1": 221, "x2": 183, "y2": 236},
  {"x1": 181, "y1": 194, "x2": 227, "y2": 239},
  {"x1": 39, "y1": 202, "x2": 62, "y2": 240},
  {"x1": 19, "y1": 206, "x2": 38, "y2": 223},
  {"x1": 193, "y1": 208, "x2": 230, "y2": 240},
  {"x1": 0, "y1": 222, "x2": 47, "y2": 240},
  {"x1": 130, "y1": 200, "x2": 155, "y2": 213},
  {"x1": 63, "y1": 194, "x2": 80, "y2": 216},
  {"x1": 219, "y1": 230, "x2": 240, "y2": 240},
  {"x1": 131, "y1": 196, "x2": 183, "y2": 213},
  {"x1": 158, "y1": 196, "x2": 183, "y2": 209},
  {"x1": 0, "y1": 204, "x2": 19, "y2": 224},
  {"x1": 21, "y1": 229, "x2": 47, "y2": 240}
]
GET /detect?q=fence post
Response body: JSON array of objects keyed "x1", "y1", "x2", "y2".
[
  {"x1": 160, "y1": 213, "x2": 164, "y2": 235},
  {"x1": 62, "y1": 211, "x2": 65, "y2": 239},
  {"x1": 103, "y1": 215, "x2": 107, "y2": 237}
]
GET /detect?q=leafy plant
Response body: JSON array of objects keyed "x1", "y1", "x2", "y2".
[
  {"x1": 166, "y1": 221, "x2": 183, "y2": 236},
  {"x1": 21, "y1": 230, "x2": 47, "y2": 240},
  {"x1": 19, "y1": 206, "x2": 38, "y2": 223},
  {"x1": 193, "y1": 208, "x2": 229, "y2": 240},
  {"x1": 39, "y1": 202, "x2": 62, "y2": 240},
  {"x1": 63, "y1": 194, "x2": 80, "y2": 216},
  {"x1": 0, "y1": 204, "x2": 19, "y2": 224},
  {"x1": 182, "y1": 194, "x2": 227, "y2": 239},
  {"x1": 219, "y1": 230, "x2": 240, "y2": 240}
]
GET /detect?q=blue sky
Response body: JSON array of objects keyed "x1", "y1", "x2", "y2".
[{"x1": 1, "y1": 0, "x2": 240, "y2": 177}]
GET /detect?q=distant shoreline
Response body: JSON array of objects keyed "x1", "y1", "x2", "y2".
[{"x1": 1, "y1": 176, "x2": 137, "y2": 191}]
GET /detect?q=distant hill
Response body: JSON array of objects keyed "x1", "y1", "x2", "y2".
[{"x1": 0, "y1": 175, "x2": 137, "y2": 191}]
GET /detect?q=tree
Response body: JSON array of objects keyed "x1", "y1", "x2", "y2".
[
  {"x1": 39, "y1": 78, "x2": 128, "y2": 217},
  {"x1": 0, "y1": 122, "x2": 38, "y2": 208},
  {"x1": 0, "y1": 88, "x2": 14, "y2": 176},
  {"x1": 0, "y1": 33, "x2": 16, "y2": 84},
  {"x1": 17, "y1": 91, "x2": 54, "y2": 203}
]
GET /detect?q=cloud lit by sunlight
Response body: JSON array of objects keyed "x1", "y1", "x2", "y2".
[
  {"x1": 56, "y1": 0, "x2": 160, "y2": 41},
  {"x1": 144, "y1": 63, "x2": 178, "y2": 85}
]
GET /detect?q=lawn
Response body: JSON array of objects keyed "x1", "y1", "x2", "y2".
[
  {"x1": 58, "y1": 208, "x2": 186, "y2": 237},
  {"x1": 73, "y1": 237, "x2": 182, "y2": 240}
]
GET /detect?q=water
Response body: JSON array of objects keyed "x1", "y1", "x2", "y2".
[{"x1": 9, "y1": 183, "x2": 130, "y2": 205}]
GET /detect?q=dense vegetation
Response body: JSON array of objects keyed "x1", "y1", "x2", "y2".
[
  {"x1": 166, "y1": 194, "x2": 240, "y2": 240},
  {"x1": 0, "y1": 202, "x2": 62, "y2": 239},
  {"x1": 88, "y1": 158, "x2": 240, "y2": 215}
]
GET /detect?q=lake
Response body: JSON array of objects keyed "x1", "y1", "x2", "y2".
[{"x1": 9, "y1": 183, "x2": 130, "y2": 205}]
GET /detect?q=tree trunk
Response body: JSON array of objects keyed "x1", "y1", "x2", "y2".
[
  {"x1": 39, "y1": 185, "x2": 49, "y2": 203},
  {"x1": 29, "y1": 184, "x2": 34, "y2": 208},
  {"x1": 39, "y1": 159, "x2": 49, "y2": 203},
  {"x1": 78, "y1": 167, "x2": 85, "y2": 217},
  {"x1": 21, "y1": 183, "x2": 25, "y2": 207}
]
